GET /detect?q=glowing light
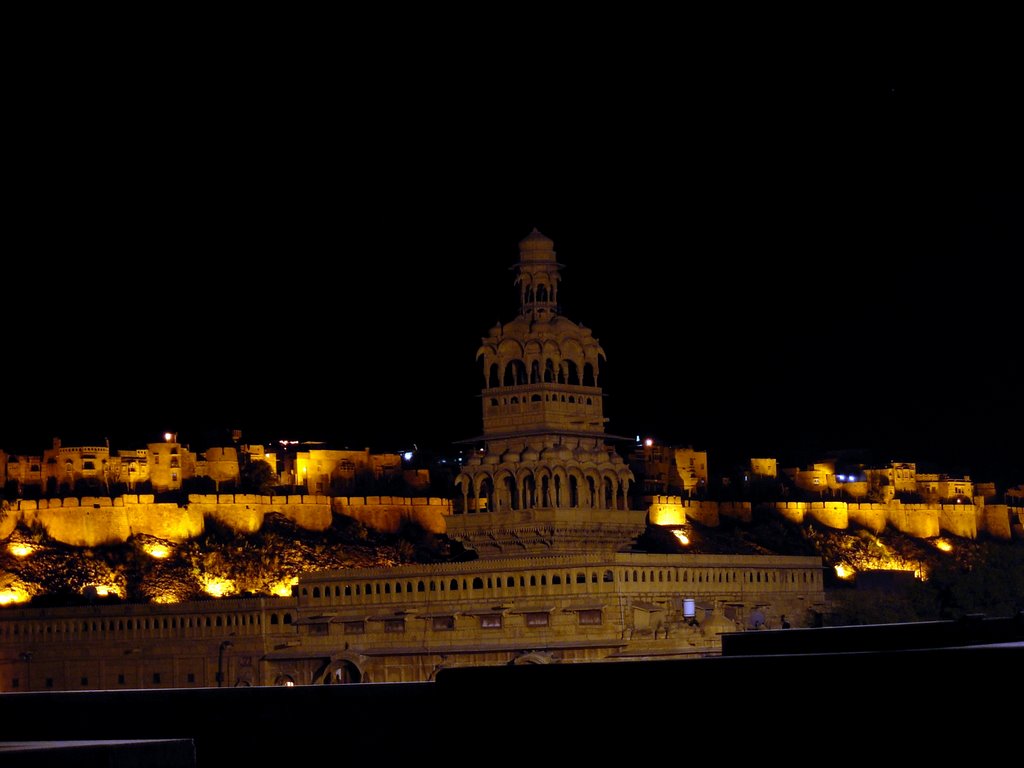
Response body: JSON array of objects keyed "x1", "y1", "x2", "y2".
[
  {"x1": 143, "y1": 542, "x2": 172, "y2": 559},
  {"x1": 837, "y1": 474, "x2": 847, "y2": 482},
  {"x1": 0, "y1": 587, "x2": 30, "y2": 605},
  {"x1": 644, "y1": 438, "x2": 654, "y2": 447},
  {"x1": 284, "y1": 681, "x2": 295, "y2": 687},
  {"x1": 672, "y1": 530, "x2": 690, "y2": 546},
  {"x1": 403, "y1": 451, "x2": 414, "y2": 461},
  {"x1": 84, "y1": 584, "x2": 121, "y2": 598},
  {"x1": 7, "y1": 543, "x2": 33, "y2": 558},
  {"x1": 164, "y1": 432, "x2": 173, "y2": 442},
  {"x1": 934, "y1": 539, "x2": 954, "y2": 553},
  {"x1": 200, "y1": 575, "x2": 237, "y2": 598},
  {"x1": 834, "y1": 564, "x2": 855, "y2": 580},
  {"x1": 270, "y1": 577, "x2": 299, "y2": 598}
]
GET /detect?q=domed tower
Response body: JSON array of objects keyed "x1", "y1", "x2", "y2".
[{"x1": 450, "y1": 230, "x2": 643, "y2": 556}]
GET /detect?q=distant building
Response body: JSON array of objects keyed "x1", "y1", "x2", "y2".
[{"x1": 629, "y1": 441, "x2": 708, "y2": 498}]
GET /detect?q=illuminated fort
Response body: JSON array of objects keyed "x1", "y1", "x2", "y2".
[{"x1": 15, "y1": 228, "x2": 1020, "y2": 689}]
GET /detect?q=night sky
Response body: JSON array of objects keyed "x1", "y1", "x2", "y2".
[{"x1": 5, "y1": 56, "x2": 1021, "y2": 487}]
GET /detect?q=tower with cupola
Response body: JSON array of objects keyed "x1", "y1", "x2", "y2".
[{"x1": 450, "y1": 229, "x2": 644, "y2": 556}]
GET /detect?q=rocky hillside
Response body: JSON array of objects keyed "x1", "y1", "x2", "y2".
[{"x1": 2, "y1": 508, "x2": 1021, "y2": 625}]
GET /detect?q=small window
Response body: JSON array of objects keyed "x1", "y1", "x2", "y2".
[
  {"x1": 525, "y1": 612, "x2": 549, "y2": 628},
  {"x1": 117, "y1": 674, "x2": 126, "y2": 685},
  {"x1": 432, "y1": 616, "x2": 455, "y2": 631},
  {"x1": 343, "y1": 621, "x2": 365, "y2": 635},
  {"x1": 384, "y1": 619, "x2": 406, "y2": 633},
  {"x1": 309, "y1": 623, "x2": 329, "y2": 636},
  {"x1": 46, "y1": 678, "x2": 54, "y2": 688},
  {"x1": 152, "y1": 673, "x2": 161, "y2": 684},
  {"x1": 578, "y1": 609, "x2": 602, "y2": 626},
  {"x1": 187, "y1": 673, "x2": 196, "y2": 683},
  {"x1": 480, "y1": 614, "x2": 502, "y2": 629},
  {"x1": 81, "y1": 677, "x2": 89, "y2": 686},
  {"x1": 11, "y1": 678, "x2": 18, "y2": 689}
]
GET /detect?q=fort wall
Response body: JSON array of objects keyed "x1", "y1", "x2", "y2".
[
  {"x1": 1, "y1": 494, "x2": 452, "y2": 546},
  {"x1": 333, "y1": 496, "x2": 452, "y2": 534},
  {"x1": 644, "y1": 498, "x2": 1015, "y2": 541}
]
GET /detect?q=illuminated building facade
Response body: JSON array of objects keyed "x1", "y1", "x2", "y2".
[{"x1": 0, "y1": 230, "x2": 827, "y2": 689}]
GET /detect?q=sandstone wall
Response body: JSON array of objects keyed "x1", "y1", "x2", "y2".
[
  {"x1": 847, "y1": 503, "x2": 887, "y2": 534},
  {"x1": 980, "y1": 504, "x2": 1013, "y2": 540},
  {"x1": 886, "y1": 503, "x2": 941, "y2": 538},
  {"x1": 937, "y1": 503, "x2": 978, "y2": 539},
  {"x1": 647, "y1": 497, "x2": 686, "y2": 526},
  {"x1": 333, "y1": 496, "x2": 451, "y2": 534}
]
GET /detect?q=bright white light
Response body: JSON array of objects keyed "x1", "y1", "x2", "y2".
[
  {"x1": 164, "y1": 432, "x2": 173, "y2": 442},
  {"x1": 644, "y1": 438, "x2": 654, "y2": 447},
  {"x1": 403, "y1": 452, "x2": 414, "y2": 461},
  {"x1": 837, "y1": 474, "x2": 847, "y2": 482}
]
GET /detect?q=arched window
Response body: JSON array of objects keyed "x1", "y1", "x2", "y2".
[
  {"x1": 312, "y1": 587, "x2": 320, "y2": 598},
  {"x1": 566, "y1": 360, "x2": 579, "y2": 385},
  {"x1": 552, "y1": 575, "x2": 561, "y2": 585},
  {"x1": 577, "y1": 572, "x2": 587, "y2": 584},
  {"x1": 418, "y1": 581, "x2": 425, "y2": 592},
  {"x1": 530, "y1": 575, "x2": 536, "y2": 586},
  {"x1": 507, "y1": 577, "x2": 514, "y2": 587},
  {"x1": 384, "y1": 583, "x2": 391, "y2": 594},
  {"x1": 450, "y1": 579, "x2": 459, "y2": 591},
  {"x1": 283, "y1": 614, "x2": 292, "y2": 624},
  {"x1": 472, "y1": 578, "x2": 483, "y2": 590},
  {"x1": 396, "y1": 582, "x2": 402, "y2": 594}
]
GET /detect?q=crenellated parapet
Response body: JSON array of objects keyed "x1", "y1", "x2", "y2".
[{"x1": 0, "y1": 494, "x2": 452, "y2": 547}]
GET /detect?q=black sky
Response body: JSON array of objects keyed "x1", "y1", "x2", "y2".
[{"x1": 5, "y1": 44, "x2": 1021, "y2": 486}]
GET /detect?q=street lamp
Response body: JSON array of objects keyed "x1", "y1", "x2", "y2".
[{"x1": 216, "y1": 640, "x2": 233, "y2": 688}]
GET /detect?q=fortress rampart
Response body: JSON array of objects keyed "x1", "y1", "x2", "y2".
[
  {"x1": 1, "y1": 494, "x2": 453, "y2": 547},
  {"x1": 645, "y1": 496, "x2": 1018, "y2": 541}
]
